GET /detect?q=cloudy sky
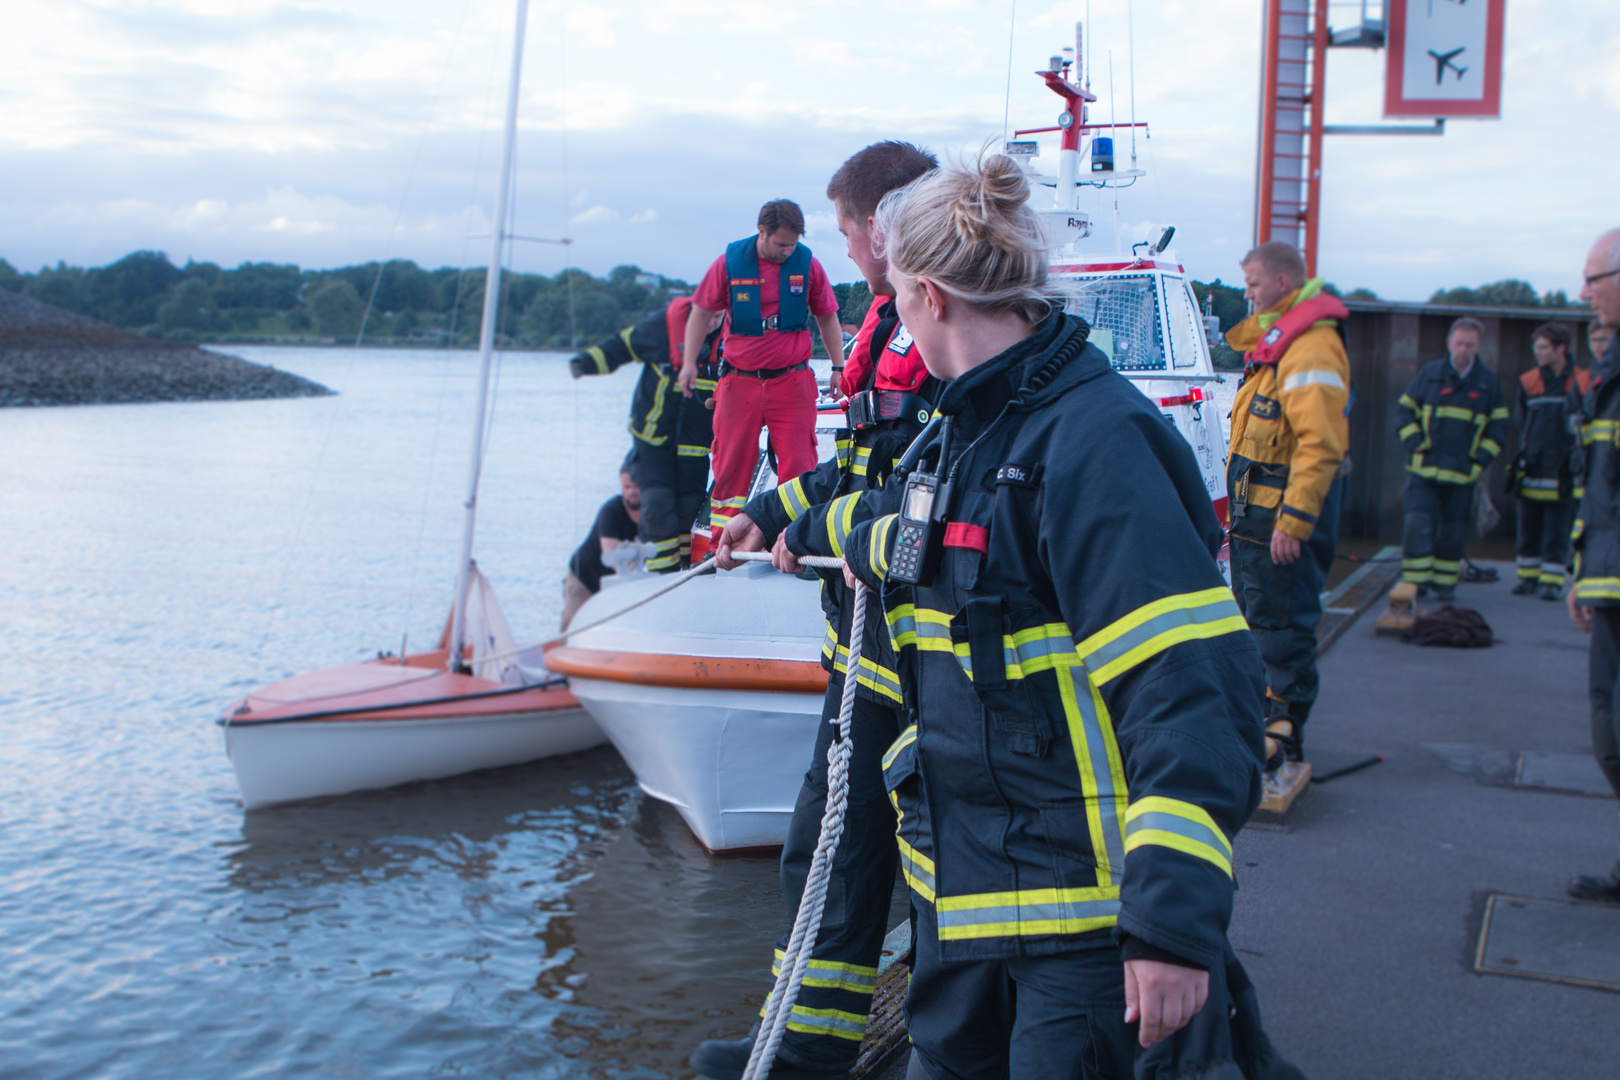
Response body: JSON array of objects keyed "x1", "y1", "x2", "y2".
[{"x1": 3, "y1": 0, "x2": 1614, "y2": 300}]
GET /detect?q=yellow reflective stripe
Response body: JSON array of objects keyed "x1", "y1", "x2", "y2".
[
  {"x1": 850, "y1": 446, "x2": 873, "y2": 478},
  {"x1": 778, "y1": 477, "x2": 810, "y2": 522},
  {"x1": 782, "y1": 1007, "x2": 868, "y2": 1042},
  {"x1": 1397, "y1": 422, "x2": 1421, "y2": 441},
  {"x1": 586, "y1": 345, "x2": 610, "y2": 374},
  {"x1": 1056, "y1": 664, "x2": 1128, "y2": 885},
  {"x1": 1577, "y1": 578, "x2": 1620, "y2": 601},
  {"x1": 886, "y1": 602, "x2": 917, "y2": 649},
  {"x1": 829, "y1": 641, "x2": 903, "y2": 703},
  {"x1": 677, "y1": 443, "x2": 708, "y2": 457},
  {"x1": 869, "y1": 513, "x2": 896, "y2": 579},
  {"x1": 694, "y1": 378, "x2": 718, "y2": 391},
  {"x1": 771, "y1": 949, "x2": 879, "y2": 993},
  {"x1": 883, "y1": 724, "x2": 918, "y2": 771},
  {"x1": 1124, "y1": 796, "x2": 1233, "y2": 878},
  {"x1": 1478, "y1": 437, "x2": 1502, "y2": 457},
  {"x1": 1076, "y1": 587, "x2": 1248, "y2": 686},
  {"x1": 1398, "y1": 393, "x2": 1419, "y2": 411},
  {"x1": 1490, "y1": 407, "x2": 1510, "y2": 420},
  {"x1": 1584, "y1": 419, "x2": 1620, "y2": 445},
  {"x1": 835, "y1": 433, "x2": 853, "y2": 469},
  {"x1": 934, "y1": 885, "x2": 1121, "y2": 940},
  {"x1": 632, "y1": 366, "x2": 673, "y2": 444},
  {"x1": 897, "y1": 836, "x2": 936, "y2": 901},
  {"x1": 1433, "y1": 405, "x2": 1475, "y2": 422},
  {"x1": 825, "y1": 492, "x2": 862, "y2": 557}
]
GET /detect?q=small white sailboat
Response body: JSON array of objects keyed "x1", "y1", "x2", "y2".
[
  {"x1": 222, "y1": 0, "x2": 605, "y2": 809},
  {"x1": 555, "y1": 20, "x2": 1233, "y2": 853}
]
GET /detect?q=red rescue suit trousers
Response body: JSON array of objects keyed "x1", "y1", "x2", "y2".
[{"x1": 708, "y1": 366, "x2": 819, "y2": 540}]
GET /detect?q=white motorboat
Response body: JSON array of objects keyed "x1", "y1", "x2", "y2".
[{"x1": 554, "y1": 19, "x2": 1234, "y2": 853}]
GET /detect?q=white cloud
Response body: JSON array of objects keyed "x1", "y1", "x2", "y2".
[
  {"x1": 569, "y1": 205, "x2": 619, "y2": 225},
  {"x1": 0, "y1": 0, "x2": 1611, "y2": 300}
]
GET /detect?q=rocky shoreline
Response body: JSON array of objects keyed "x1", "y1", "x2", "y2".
[{"x1": 0, "y1": 288, "x2": 330, "y2": 407}]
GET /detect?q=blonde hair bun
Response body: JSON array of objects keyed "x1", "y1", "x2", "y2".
[{"x1": 875, "y1": 147, "x2": 1058, "y2": 324}]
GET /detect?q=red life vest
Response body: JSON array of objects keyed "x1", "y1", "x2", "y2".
[{"x1": 1246, "y1": 294, "x2": 1349, "y2": 368}]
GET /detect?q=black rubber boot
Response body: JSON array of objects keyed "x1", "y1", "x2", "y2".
[
  {"x1": 689, "y1": 1035, "x2": 848, "y2": 1080},
  {"x1": 1566, "y1": 865, "x2": 1620, "y2": 905},
  {"x1": 1511, "y1": 579, "x2": 1538, "y2": 596},
  {"x1": 1540, "y1": 583, "x2": 1562, "y2": 601}
]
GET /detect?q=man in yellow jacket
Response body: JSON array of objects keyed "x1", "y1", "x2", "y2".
[{"x1": 1225, "y1": 241, "x2": 1351, "y2": 769}]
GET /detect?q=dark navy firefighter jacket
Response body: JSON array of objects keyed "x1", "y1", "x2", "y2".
[
  {"x1": 1395, "y1": 357, "x2": 1510, "y2": 486},
  {"x1": 746, "y1": 297, "x2": 941, "y2": 708},
  {"x1": 842, "y1": 313, "x2": 1267, "y2": 970}
]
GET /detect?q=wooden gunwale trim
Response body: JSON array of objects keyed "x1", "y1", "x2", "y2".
[{"x1": 546, "y1": 646, "x2": 828, "y2": 694}]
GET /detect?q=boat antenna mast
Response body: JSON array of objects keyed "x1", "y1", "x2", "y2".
[{"x1": 448, "y1": 0, "x2": 530, "y2": 675}]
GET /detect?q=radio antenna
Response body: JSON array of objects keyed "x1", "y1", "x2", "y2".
[
  {"x1": 1128, "y1": 0, "x2": 1138, "y2": 166},
  {"x1": 1002, "y1": 0, "x2": 1018, "y2": 142}
]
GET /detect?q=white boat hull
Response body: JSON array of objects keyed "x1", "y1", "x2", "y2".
[
  {"x1": 225, "y1": 706, "x2": 606, "y2": 808},
  {"x1": 569, "y1": 676, "x2": 822, "y2": 851}
]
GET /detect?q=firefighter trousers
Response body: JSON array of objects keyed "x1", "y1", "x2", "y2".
[
  {"x1": 1229, "y1": 475, "x2": 1344, "y2": 736},
  {"x1": 1515, "y1": 496, "x2": 1574, "y2": 587},
  {"x1": 1586, "y1": 606, "x2": 1620, "y2": 802},
  {"x1": 769, "y1": 672, "x2": 903, "y2": 1071},
  {"x1": 903, "y1": 903, "x2": 1135, "y2": 1080},
  {"x1": 1402, "y1": 476, "x2": 1474, "y2": 589},
  {"x1": 627, "y1": 442, "x2": 708, "y2": 571},
  {"x1": 708, "y1": 367, "x2": 819, "y2": 540}
]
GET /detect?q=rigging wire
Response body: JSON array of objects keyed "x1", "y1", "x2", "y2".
[
  {"x1": 1001, "y1": 0, "x2": 1018, "y2": 144},
  {"x1": 250, "y1": 0, "x2": 480, "y2": 664},
  {"x1": 560, "y1": 5, "x2": 580, "y2": 545}
]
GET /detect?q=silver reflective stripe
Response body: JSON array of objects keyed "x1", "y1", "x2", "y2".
[
  {"x1": 1067, "y1": 666, "x2": 1127, "y2": 876},
  {"x1": 1281, "y1": 369, "x2": 1345, "y2": 392},
  {"x1": 935, "y1": 892, "x2": 1122, "y2": 936},
  {"x1": 1526, "y1": 396, "x2": 1571, "y2": 408},
  {"x1": 1079, "y1": 592, "x2": 1245, "y2": 684}
]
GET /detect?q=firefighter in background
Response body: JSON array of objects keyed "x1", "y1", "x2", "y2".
[
  {"x1": 1395, "y1": 317, "x2": 1510, "y2": 601},
  {"x1": 677, "y1": 200, "x2": 844, "y2": 542},
  {"x1": 689, "y1": 140, "x2": 939, "y2": 1080},
  {"x1": 836, "y1": 152, "x2": 1294, "y2": 1078},
  {"x1": 569, "y1": 296, "x2": 723, "y2": 571},
  {"x1": 1224, "y1": 240, "x2": 1350, "y2": 771},
  {"x1": 1509, "y1": 322, "x2": 1588, "y2": 599},
  {"x1": 1567, "y1": 227, "x2": 1620, "y2": 905}
]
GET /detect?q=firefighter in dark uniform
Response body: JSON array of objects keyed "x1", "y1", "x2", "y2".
[
  {"x1": 1224, "y1": 242, "x2": 1350, "y2": 769},
  {"x1": 569, "y1": 296, "x2": 722, "y2": 571},
  {"x1": 690, "y1": 141, "x2": 940, "y2": 1080},
  {"x1": 1567, "y1": 227, "x2": 1620, "y2": 905},
  {"x1": 1395, "y1": 317, "x2": 1510, "y2": 600},
  {"x1": 1510, "y1": 322, "x2": 1588, "y2": 599},
  {"x1": 839, "y1": 156, "x2": 1297, "y2": 1079}
]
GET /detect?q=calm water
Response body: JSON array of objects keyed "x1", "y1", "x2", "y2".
[{"x1": 0, "y1": 347, "x2": 807, "y2": 1079}]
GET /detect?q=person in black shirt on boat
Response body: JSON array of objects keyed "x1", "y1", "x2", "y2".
[
  {"x1": 561, "y1": 467, "x2": 642, "y2": 629},
  {"x1": 570, "y1": 297, "x2": 724, "y2": 572}
]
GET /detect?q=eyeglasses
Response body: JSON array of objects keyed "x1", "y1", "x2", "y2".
[{"x1": 1586, "y1": 268, "x2": 1620, "y2": 286}]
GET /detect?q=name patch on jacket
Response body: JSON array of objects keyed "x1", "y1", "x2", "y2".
[
  {"x1": 995, "y1": 463, "x2": 1043, "y2": 488},
  {"x1": 887, "y1": 326, "x2": 914, "y2": 355},
  {"x1": 1249, "y1": 394, "x2": 1281, "y2": 420},
  {"x1": 788, "y1": 274, "x2": 805, "y2": 296}
]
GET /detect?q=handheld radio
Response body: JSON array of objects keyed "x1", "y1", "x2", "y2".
[{"x1": 890, "y1": 417, "x2": 953, "y2": 586}]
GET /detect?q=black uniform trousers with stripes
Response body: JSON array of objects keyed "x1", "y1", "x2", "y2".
[{"x1": 770, "y1": 671, "x2": 904, "y2": 1070}]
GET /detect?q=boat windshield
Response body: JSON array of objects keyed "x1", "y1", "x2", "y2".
[{"x1": 1062, "y1": 274, "x2": 1166, "y2": 372}]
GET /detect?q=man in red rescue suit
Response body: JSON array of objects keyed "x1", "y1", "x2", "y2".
[
  {"x1": 569, "y1": 297, "x2": 724, "y2": 571},
  {"x1": 1510, "y1": 322, "x2": 1587, "y2": 599},
  {"x1": 679, "y1": 200, "x2": 844, "y2": 543},
  {"x1": 1395, "y1": 317, "x2": 1509, "y2": 601},
  {"x1": 1224, "y1": 241, "x2": 1350, "y2": 769},
  {"x1": 689, "y1": 141, "x2": 941, "y2": 1080}
]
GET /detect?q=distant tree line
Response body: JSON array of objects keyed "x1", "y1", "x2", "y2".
[{"x1": 0, "y1": 251, "x2": 715, "y2": 349}]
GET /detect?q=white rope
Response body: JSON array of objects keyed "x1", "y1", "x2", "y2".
[
  {"x1": 475, "y1": 549, "x2": 846, "y2": 668},
  {"x1": 744, "y1": 576, "x2": 867, "y2": 1080}
]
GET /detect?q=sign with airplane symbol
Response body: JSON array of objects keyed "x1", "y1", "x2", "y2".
[{"x1": 1385, "y1": 0, "x2": 1505, "y2": 118}]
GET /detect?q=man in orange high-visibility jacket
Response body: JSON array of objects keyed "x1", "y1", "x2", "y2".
[
  {"x1": 1225, "y1": 241, "x2": 1351, "y2": 770},
  {"x1": 677, "y1": 199, "x2": 844, "y2": 543}
]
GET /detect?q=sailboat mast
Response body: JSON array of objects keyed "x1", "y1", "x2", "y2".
[{"x1": 448, "y1": 0, "x2": 530, "y2": 674}]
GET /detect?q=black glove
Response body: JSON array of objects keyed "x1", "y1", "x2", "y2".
[{"x1": 567, "y1": 355, "x2": 590, "y2": 379}]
